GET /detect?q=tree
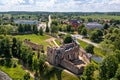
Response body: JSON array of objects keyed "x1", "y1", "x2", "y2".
[
  {"x1": 114, "y1": 50, "x2": 120, "y2": 62},
  {"x1": 0, "y1": 37, "x2": 12, "y2": 58},
  {"x1": 77, "y1": 24, "x2": 85, "y2": 34},
  {"x1": 71, "y1": 27, "x2": 74, "y2": 33},
  {"x1": 33, "y1": 25, "x2": 38, "y2": 34},
  {"x1": 85, "y1": 44, "x2": 94, "y2": 54},
  {"x1": 115, "y1": 66, "x2": 120, "y2": 79},
  {"x1": 18, "y1": 24, "x2": 24, "y2": 33},
  {"x1": 51, "y1": 25, "x2": 58, "y2": 33},
  {"x1": 90, "y1": 29, "x2": 103, "y2": 43},
  {"x1": 51, "y1": 20, "x2": 58, "y2": 26},
  {"x1": 45, "y1": 24, "x2": 49, "y2": 33},
  {"x1": 88, "y1": 18, "x2": 93, "y2": 22},
  {"x1": 24, "y1": 73, "x2": 30, "y2": 80},
  {"x1": 81, "y1": 27, "x2": 87, "y2": 36},
  {"x1": 90, "y1": 31, "x2": 98, "y2": 42},
  {"x1": 96, "y1": 29, "x2": 103, "y2": 37},
  {"x1": 64, "y1": 34, "x2": 73, "y2": 44},
  {"x1": 103, "y1": 23, "x2": 109, "y2": 29},
  {"x1": 110, "y1": 78, "x2": 118, "y2": 80},
  {"x1": 83, "y1": 64, "x2": 95, "y2": 80},
  {"x1": 12, "y1": 38, "x2": 17, "y2": 57},
  {"x1": 66, "y1": 25, "x2": 72, "y2": 32},
  {"x1": 39, "y1": 27, "x2": 43, "y2": 35},
  {"x1": 114, "y1": 39, "x2": 120, "y2": 50},
  {"x1": 99, "y1": 55, "x2": 118, "y2": 80}
]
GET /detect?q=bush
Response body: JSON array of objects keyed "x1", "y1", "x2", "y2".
[
  {"x1": 64, "y1": 34, "x2": 72, "y2": 44},
  {"x1": 85, "y1": 44, "x2": 94, "y2": 54}
]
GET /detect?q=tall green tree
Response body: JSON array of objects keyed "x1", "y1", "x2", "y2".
[
  {"x1": 0, "y1": 37, "x2": 11, "y2": 58},
  {"x1": 81, "y1": 27, "x2": 87, "y2": 36},
  {"x1": 115, "y1": 66, "x2": 120, "y2": 79},
  {"x1": 51, "y1": 25, "x2": 58, "y2": 33},
  {"x1": 39, "y1": 27, "x2": 43, "y2": 35},
  {"x1": 90, "y1": 29, "x2": 103, "y2": 43},
  {"x1": 66, "y1": 25, "x2": 72, "y2": 32},
  {"x1": 77, "y1": 24, "x2": 85, "y2": 34},
  {"x1": 45, "y1": 24, "x2": 49, "y2": 33},
  {"x1": 12, "y1": 38, "x2": 17, "y2": 57},
  {"x1": 83, "y1": 64, "x2": 95, "y2": 80},
  {"x1": 33, "y1": 25, "x2": 38, "y2": 34},
  {"x1": 99, "y1": 55, "x2": 118, "y2": 80}
]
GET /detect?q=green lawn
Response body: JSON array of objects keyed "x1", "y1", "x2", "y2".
[
  {"x1": 0, "y1": 59, "x2": 33, "y2": 80},
  {"x1": 14, "y1": 34, "x2": 52, "y2": 50},
  {"x1": 77, "y1": 39, "x2": 88, "y2": 49}
]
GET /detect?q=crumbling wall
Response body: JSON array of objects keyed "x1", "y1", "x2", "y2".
[
  {"x1": 60, "y1": 59, "x2": 84, "y2": 74},
  {"x1": 63, "y1": 46, "x2": 79, "y2": 61},
  {"x1": 47, "y1": 47, "x2": 56, "y2": 65}
]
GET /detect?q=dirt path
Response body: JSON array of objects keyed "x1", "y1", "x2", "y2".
[
  {"x1": 46, "y1": 37, "x2": 59, "y2": 47},
  {"x1": 0, "y1": 71, "x2": 12, "y2": 80}
]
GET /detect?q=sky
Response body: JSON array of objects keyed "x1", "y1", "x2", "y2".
[{"x1": 0, "y1": 0, "x2": 120, "y2": 12}]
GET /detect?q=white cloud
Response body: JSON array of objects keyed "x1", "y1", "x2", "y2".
[{"x1": 0, "y1": 0, "x2": 120, "y2": 12}]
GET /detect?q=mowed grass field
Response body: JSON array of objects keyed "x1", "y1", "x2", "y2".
[{"x1": 14, "y1": 34, "x2": 52, "y2": 50}]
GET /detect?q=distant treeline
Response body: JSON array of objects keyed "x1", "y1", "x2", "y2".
[{"x1": 0, "y1": 11, "x2": 120, "y2": 16}]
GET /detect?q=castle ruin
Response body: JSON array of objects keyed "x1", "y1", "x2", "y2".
[{"x1": 47, "y1": 39, "x2": 90, "y2": 74}]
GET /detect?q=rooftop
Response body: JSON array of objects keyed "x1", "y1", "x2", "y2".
[
  {"x1": 85, "y1": 22, "x2": 103, "y2": 30},
  {"x1": 14, "y1": 20, "x2": 39, "y2": 25}
]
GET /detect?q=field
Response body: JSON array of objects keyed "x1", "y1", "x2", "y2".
[
  {"x1": 80, "y1": 14, "x2": 120, "y2": 20},
  {"x1": 0, "y1": 59, "x2": 33, "y2": 80},
  {"x1": 14, "y1": 34, "x2": 52, "y2": 50}
]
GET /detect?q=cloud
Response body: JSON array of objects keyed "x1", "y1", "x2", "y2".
[{"x1": 0, "y1": 0, "x2": 120, "y2": 12}]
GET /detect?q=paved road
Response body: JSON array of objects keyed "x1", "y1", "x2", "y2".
[
  {"x1": 73, "y1": 34, "x2": 99, "y2": 48},
  {"x1": 58, "y1": 31, "x2": 99, "y2": 48}
]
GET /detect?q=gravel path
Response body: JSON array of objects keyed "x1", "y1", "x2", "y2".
[{"x1": 0, "y1": 71, "x2": 12, "y2": 80}]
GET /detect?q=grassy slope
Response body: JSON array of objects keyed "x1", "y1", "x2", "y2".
[
  {"x1": 0, "y1": 59, "x2": 33, "y2": 80},
  {"x1": 14, "y1": 34, "x2": 51, "y2": 50},
  {"x1": 77, "y1": 39, "x2": 104, "y2": 57}
]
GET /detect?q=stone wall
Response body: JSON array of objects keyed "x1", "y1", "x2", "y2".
[
  {"x1": 47, "y1": 47, "x2": 56, "y2": 65},
  {"x1": 63, "y1": 46, "x2": 79, "y2": 61},
  {"x1": 24, "y1": 39, "x2": 44, "y2": 51},
  {"x1": 61, "y1": 59, "x2": 84, "y2": 74}
]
